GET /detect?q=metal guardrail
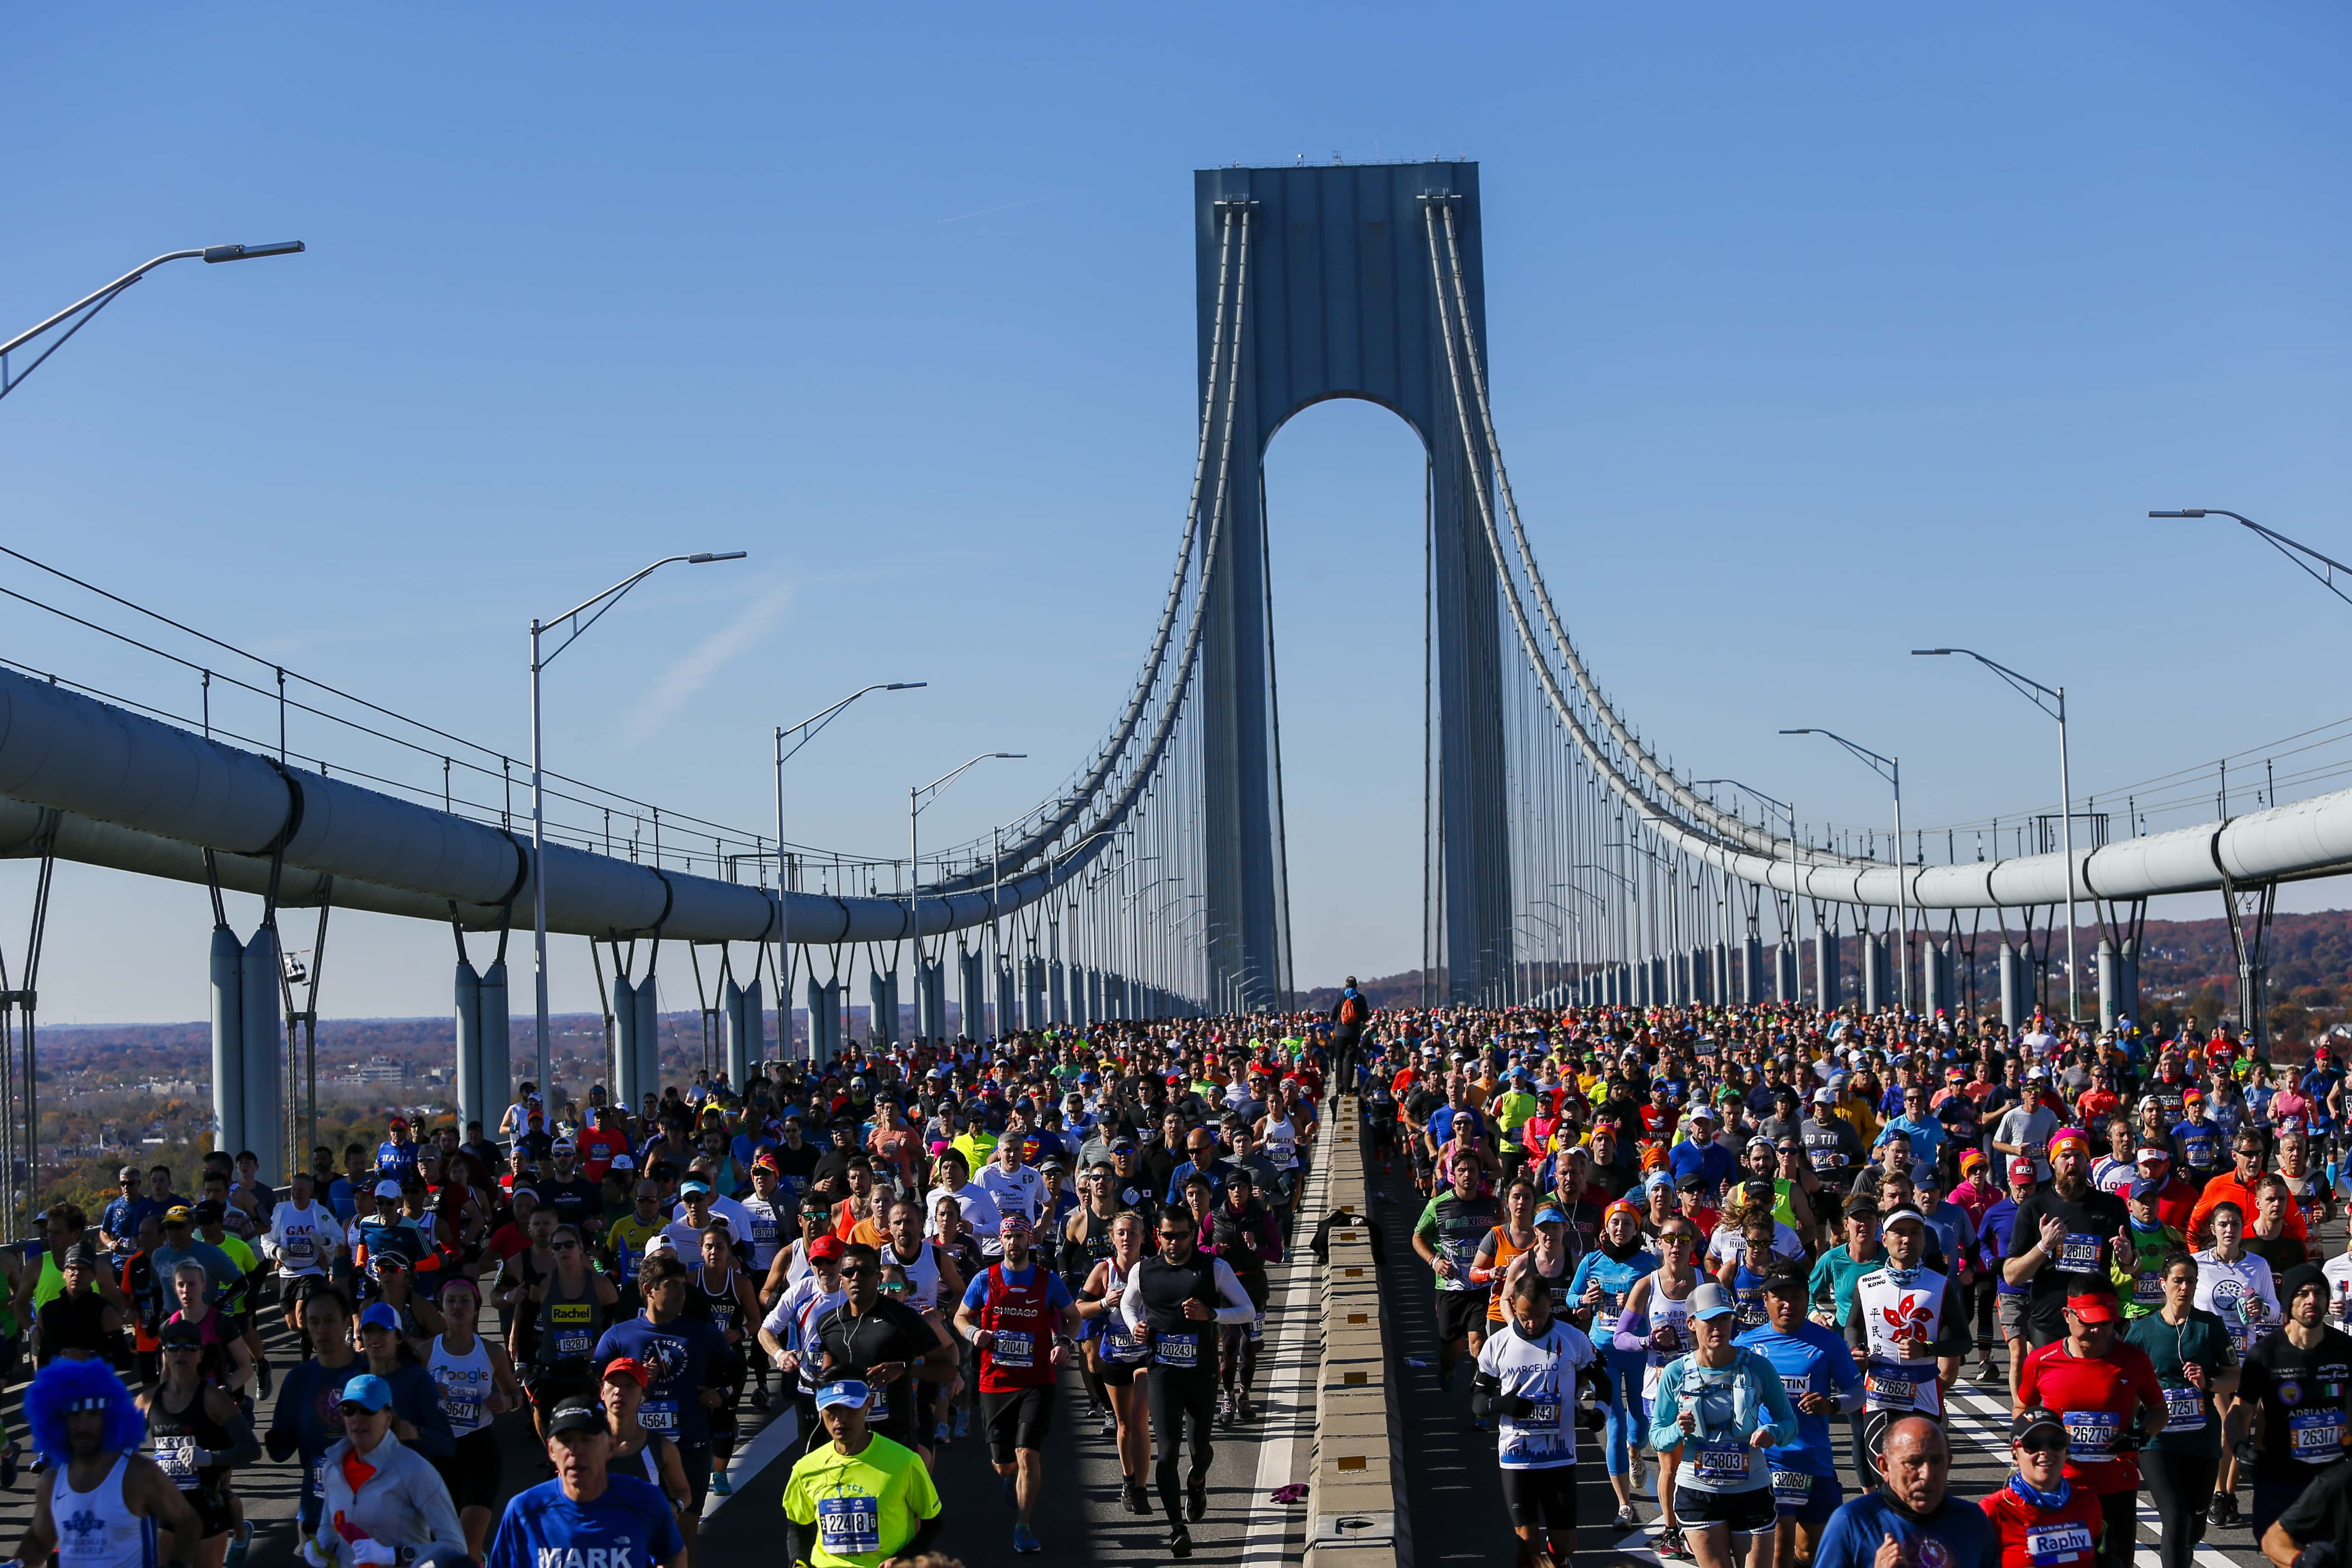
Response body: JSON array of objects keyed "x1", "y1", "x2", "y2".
[{"x1": 1305, "y1": 1095, "x2": 1410, "y2": 1568}]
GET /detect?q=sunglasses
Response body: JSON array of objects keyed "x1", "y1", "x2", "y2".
[
  {"x1": 551, "y1": 1241, "x2": 579, "y2": 1252},
  {"x1": 2021, "y1": 1436, "x2": 2067, "y2": 1456},
  {"x1": 840, "y1": 1264, "x2": 876, "y2": 1278}
]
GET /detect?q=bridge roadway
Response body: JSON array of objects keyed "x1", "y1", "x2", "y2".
[
  {"x1": 1369, "y1": 1145, "x2": 2282, "y2": 1568},
  {"x1": 0, "y1": 1148, "x2": 2294, "y2": 1568}
]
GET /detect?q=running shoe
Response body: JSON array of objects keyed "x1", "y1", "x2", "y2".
[
  {"x1": 710, "y1": 1471, "x2": 732, "y2": 1498},
  {"x1": 1011, "y1": 1523, "x2": 1041, "y2": 1555},
  {"x1": 1187, "y1": 1471, "x2": 1209, "y2": 1521},
  {"x1": 223, "y1": 1522, "x2": 252, "y2": 1568},
  {"x1": 2211, "y1": 1492, "x2": 2239, "y2": 1527},
  {"x1": 1237, "y1": 1391, "x2": 1256, "y2": 1421},
  {"x1": 1973, "y1": 1360, "x2": 1999, "y2": 1383},
  {"x1": 934, "y1": 1420, "x2": 951, "y2": 1447},
  {"x1": 256, "y1": 1363, "x2": 273, "y2": 1401},
  {"x1": 1099, "y1": 1408, "x2": 1117, "y2": 1437},
  {"x1": 1169, "y1": 1524, "x2": 1194, "y2": 1559},
  {"x1": 1612, "y1": 1504, "x2": 1638, "y2": 1531},
  {"x1": 1656, "y1": 1526, "x2": 1691, "y2": 1560},
  {"x1": 1123, "y1": 1480, "x2": 1149, "y2": 1515},
  {"x1": 953, "y1": 1407, "x2": 970, "y2": 1439},
  {"x1": 749, "y1": 1388, "x2": 770, "y2": 1413}
]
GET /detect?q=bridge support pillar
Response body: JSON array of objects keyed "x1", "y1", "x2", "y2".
[
  {"x1": 480, "y1": 957, "x2": 509, "y2": 1113},
  {"x1": 1921, "y1": 942, "x2": 1947, "y2": 1022},
  {"x1": 916, "y1": 959, "x2": 947, "y2": 1043},
  {"x1": 454, "y1": 959, "x2": 485, "y2": 1138},
  {"x1": 1023, "y1": 958, "x2": 1045, "y2": 1032},
  {"x1": 612, "y1": 975, "x2": 639, "y2": 1107},
  {"x1": 1775, "y1": 942, "x2": 1798, "y2": 1006},
  {"x1": 209, "y1": 927, "x2": 245, "y2": 1170},
  {"x1": 959, "y1": 947, "x2": 986, "y2": 1042},
  {"x1": 1816, "y1": 929, "x2": 1841, "y2": 1011},
  {"x1": 804, "y1": 975, "x2": 840, "y2": 1065},
  {"x1": 234, "y1": 925, "x2": 283, "y2": 1183},
  {"x1": 1742, "y1": 938, "x2": 1764, "y2": 1005},
  {"x1": 2119, "y1": 940, "x2": 2140, "y2": 1032},
  {"x1": 2096, "y1": 939, "x2": 2121, "y2": 1036},
  {"x1": 1862, "y1": 934, "x2": 1891, "y2": 1015},
  {"x1": 868, "y1": 969, "x2": 899, "y2": 1048},
  {"x1": 1998, "y1": 942, "x2": 2027, "y2": 1030}
]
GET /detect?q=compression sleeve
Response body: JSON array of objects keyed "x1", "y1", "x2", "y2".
[
  {"x1": 1611, "y1": 1302, "x2": 1649, "y2": 1356},
  {"x1": 1210, "y1": 1258, "x2": 1257, "y2": 1325}
]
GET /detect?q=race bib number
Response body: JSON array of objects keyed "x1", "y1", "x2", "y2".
[
  {"x1": 154, "y1": 1437, "x2": 199, "y2": 1485},
  {"x1": 817, "y1": 1494, "x2": 881, "y2": 1556},
  {"x1": 993, "y1": 1330, "x2": 1035, "y2": 1368},
  {"x1": 1156, "y1": 1331, "x2": 1201, "y2": 1368},
  {"x1": 2062, "y1": 1408, "x2": 2118, "y2": 1460},
  {"x1": 1694, "y1": 1442, "x2": 1749, "y2": 1482},
  {"x1": 2133, "y1": 1272, "x2": 2164, "y2": 1307},
  {"x1": 2163, "y1": 1385, "x2": 2204, "y2": 1434},
  {"x1": 1505, "y1": 1401, "x2": 1564, "y2": 1463},
  {"x1": 640, "y1": 1397, "x2": 678, "y2": 1434},
  {"x1": 2289, "y1": 1407, "x2": 2343, "y2": 1462},
  {"x1": 869, "y1": 1387, "x2": 890, "y2": 1422},
  {"x1": 1866, "y1": 1372, "x2": 1916, "y2": 1408},
  {"x1": 2026, "y1": 1523, "x2": 2094, "y2": 1565},
  {"x1": 1770, "y1": 1471, "x2": 1812, "y2": 1505},
  {"x1": 2056, "y1": 1234, "x2": 2101, "y2": 1274}
]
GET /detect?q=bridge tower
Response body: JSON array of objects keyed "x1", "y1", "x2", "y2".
[{"x1": 1194, "y1": 161, "x2": 1513, "y2": 1008}]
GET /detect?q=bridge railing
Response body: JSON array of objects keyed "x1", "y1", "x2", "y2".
[{"x1": 1306, "y1": 1094, "x2": 1407, "y2": 1568}]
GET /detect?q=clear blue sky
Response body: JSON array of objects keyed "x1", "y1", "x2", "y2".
[{"x1": 5, "y1": 3, "x2": 2347, "y2": 1021}]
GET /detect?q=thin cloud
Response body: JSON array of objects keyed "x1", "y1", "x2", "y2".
[{"x1": 621, "y1": 579, "x2": 793, "y2": 745}]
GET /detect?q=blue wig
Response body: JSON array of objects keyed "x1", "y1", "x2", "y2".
[{"x1": 24, "y1": 1357, "x2": 145, "y2": 1464}]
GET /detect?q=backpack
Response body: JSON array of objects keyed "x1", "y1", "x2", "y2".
[{"x1": 1339, "y1": 995, "x2": 1367, "y2": 1027}]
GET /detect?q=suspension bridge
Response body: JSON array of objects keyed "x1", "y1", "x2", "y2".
[{"x1": 0, "y1": 160, "x2": 2344, "y2": 1197}]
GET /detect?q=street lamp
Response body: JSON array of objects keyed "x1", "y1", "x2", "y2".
[
  {"x1": 2150, "y1": 509, "x2": 2352, "y2": 610},
  {"x1": 1781, "y1": 728, "x2": 1907, "y2": 1015},
  {"x1": 774, "y1": 683, "x2": 926, "y2": 1045},
  {"x1": 2, "y1": 241, "x2": 307, "y2": 402},
  {"x1": 1912, "y1": 648, "x2": 2079, "y2": 1023},
  {"x1": 529, "y1": 551, "x2": 746, "y2": 1096}
]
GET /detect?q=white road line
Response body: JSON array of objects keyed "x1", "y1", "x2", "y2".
[
  {"x1": 703, "y1": 1402, "x2": 800, "y2": 1520},
  {"x1": 1241, "y1": 1138, "x2": 1336, "y2": 1566}
]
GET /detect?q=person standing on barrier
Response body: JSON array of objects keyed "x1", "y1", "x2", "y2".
[{"x1": 1119, "y1": 1202, "x2": 1258, "y2": 1560}]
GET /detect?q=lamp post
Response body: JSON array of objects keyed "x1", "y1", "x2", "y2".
[
  {"x1": 910, "y1": 752, "x2": 1025, "y2": 936},
  {"x1": 773, "y1": 683, "x2": 925, "y2": 1052},
  {"x1": 2, "y1": 241, "x2": 306, "y2": 402},
  {"x1": 529, "y1": 551, "x2": 746, "y2": 1097},
  {"x1": 1781, "y1": 728, "x2": 1907, "y2": 1015},
  {"x1": 1912, "y1": 648, "x2": 2078, "y2": 1023},
  {"x1": 2150, "y1": 509, "x2": 2352, "y2": 610}
]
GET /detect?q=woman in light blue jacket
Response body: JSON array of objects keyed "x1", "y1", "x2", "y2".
[
  {"x1": 1648, "y1": 1283, "x2": 1799, "y2": 1568},
  {"x1": 300, "y1": 1374, "x2": 464, "y2": 1568}
]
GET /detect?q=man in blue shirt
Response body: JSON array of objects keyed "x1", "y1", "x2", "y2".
[
  {"x1": 1737, "y1": 1263, "x2": 1866, "y2": 1559},
  {"x1": 487, "y1": 1397, "x2": 684, "y2": 1568},
  {"x1": 1666, "y1": 1110, "x2": 1735, "y2": 1199},
  {"x1": 1811, "y1": 1415, "x2": 1996, "y2": 1568},
  {"x1": 592, "y1": 1253, "x2": 739, "y2": 1516},
  {"x1": 374, "y1": 1117, "x2": 421, "y2": 1183},
  {"x1": 98, "y1": 1166, "x2": 164, "y2": 1261},
  {"x1": 1873, "y1": 1086, "x2": 1947, "y2": 1175}
]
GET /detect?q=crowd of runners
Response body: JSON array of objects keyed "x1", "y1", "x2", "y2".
[
  {"x1": 0, "y1": 1001, "x2": 1333, "y2": 1568},
  {"x1": 1364, "y1": 993, "x2": 2352, "y2": 1568},
  {"x1": 9, "y1": 978, "x2": 2352, "y2": 1568}
]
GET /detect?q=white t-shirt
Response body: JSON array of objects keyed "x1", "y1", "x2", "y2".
[
  {"x1": 975, "y1": 1164, "x2": 1046, "y2": 1236},
  {"x1": 1477, "y1": 1318, "x2": 1598, "y2": 1470},
  {"x1": 1705, "y1": 1223, "x2": 1805, "y2": 1271},
  {"x1": 2193, "y1": 1249, "x2": 2280, "y2": 1357},
  {"x1": 668, "y1": 1193, "x2": 755, "y2": 1251},
  {"x1": 265, "y1": 1199, "x2": 336, "y2": 1277},
  {"x1": 925, "y1": 1182, "x2": 1005, "y2": 1257},
  {"x1": 2322, "y1": 1251, "x2": 2352, "y2": 1332}
]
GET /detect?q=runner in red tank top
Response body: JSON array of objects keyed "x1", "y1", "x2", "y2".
[
  {"x1": 953, "y1": 1213, "x2": 1075, "y2": 1555},
  {"x1": 2015, "y1": 1288, "x2": 2166, "y2": 1568}
]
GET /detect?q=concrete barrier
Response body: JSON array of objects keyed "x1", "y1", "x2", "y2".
[{"x1": 1305, "y1": 1094, "x2": 1411, "y2": 1568}]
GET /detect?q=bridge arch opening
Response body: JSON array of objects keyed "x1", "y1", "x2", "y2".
[{"x1": 1260, "y1": 395, "x2": 1433, "y2": 997}]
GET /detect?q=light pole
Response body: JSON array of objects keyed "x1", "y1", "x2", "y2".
[
  {"x1": 1912, "y1": 648, "x2": 2078, "y2": 1023},
  {"x1": 910, "y1": 750, "x2": 1026, "y2": 935},
  {"x1": 2, "y1": 241, "x2": 306, "y2": 402},
  {"x1": 1781, "y1": 728, "x2": 1907, "y2": 1015},
  {"x1": 2150, "y1": 509, "x2": 2352, "y2": 610},
  {"x1": 529, "y1": 551, "x2": 746, "y2": 1098},
  {"x1": 774, "y1": 683, "x2": 925, "y2": 1051}
]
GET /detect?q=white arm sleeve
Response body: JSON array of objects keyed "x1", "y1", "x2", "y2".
[
  {"x1": 1210, "y1": 1258, "x2": 1256, "y2": 1325},
  {"x1": 1120, "y1": 1274, "x2": 1148, "y2": 1336}
]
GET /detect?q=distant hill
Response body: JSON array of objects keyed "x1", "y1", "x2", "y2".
[{"x1": 1297, "y1": 908, "x2": 2352, "y2": 1041}]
